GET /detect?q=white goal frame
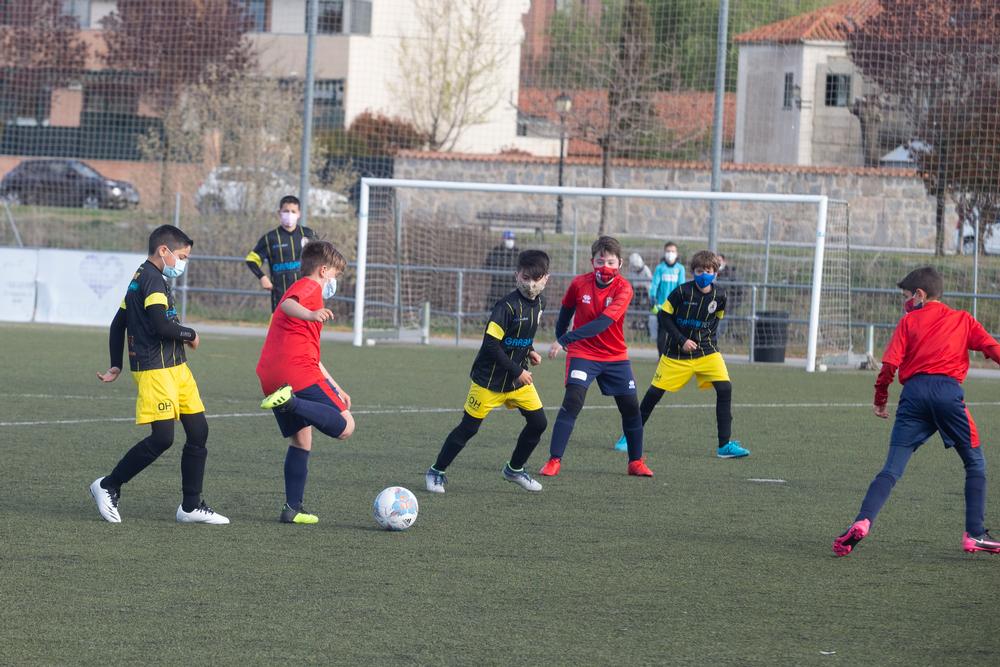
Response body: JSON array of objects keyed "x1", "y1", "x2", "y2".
[{"x1": 354, "y1": 178, "x2": 831, "y2": 372}]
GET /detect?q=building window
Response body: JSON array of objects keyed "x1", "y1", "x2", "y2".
[
  {"x1": 240, "y1": 0, "x2": 268, "y2": 32},
  {"x1": 350, "y1": 0, "x2": 372, "y2": 35},
  {"x1": 306, "y1": 0, "x2": 343, "y2": 34},
  {"x1": 83, "y1": 82, "x2": 138, "y2": 116},
  {"x1": 313, "y1": 79, "x2": 345, "y2": 130},
  {"x1": 782, "y1": 73, "x2": 794, "y2": 110},
  {"x1": 62, "y1": 0, "x2": 90, "y2": 27},
  {"x1": 825, "y1": 74, "x2": 851, "y2": 107}
]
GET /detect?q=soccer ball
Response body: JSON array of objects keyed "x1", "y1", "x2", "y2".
[{"x1": 373, "y1": 486, "x2": 419, "y2": 531}]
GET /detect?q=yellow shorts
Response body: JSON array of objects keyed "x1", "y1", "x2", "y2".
[
  {"x1": 131, "y1": 363, "x2": 205, "y2": 424},
  {"x1": 463, "y1": 382, "x2": 543, "y2": 419},
  {"x1": 651, "y1": 354, "x2": 730, "y2": 392}
]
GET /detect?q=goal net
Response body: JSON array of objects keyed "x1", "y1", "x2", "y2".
[{"x1": 351, "y1": 178, "x2": 851, "y2": 372}]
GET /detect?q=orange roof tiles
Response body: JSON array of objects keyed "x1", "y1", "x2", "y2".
[{"x1": 734, "y1": 0, "x2": 882, "y2": 45}]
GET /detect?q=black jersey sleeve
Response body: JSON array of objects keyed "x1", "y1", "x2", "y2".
[
  {"x1": 245, "y1": 234, "x2": 269, "y2": 279},
  {"x1": 109, "y1": 306, "x2": 126, "y2": 369},
  {"x1": 483, "y1": 301, "x2": 524, "y2": 377},
  {"x1": 147, "y1": 304, "x2": 196, "y2": 342},
  {"x1": 554, "y1": 305, "x2": 574, "y2": 340}
]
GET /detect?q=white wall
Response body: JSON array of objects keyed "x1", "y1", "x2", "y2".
[
  {"x1": 734, "y1": 44, "x2": 802, "y2": 164},
  {"x1": 271, "y1": 0, "x2": 307, "y2": 34}
]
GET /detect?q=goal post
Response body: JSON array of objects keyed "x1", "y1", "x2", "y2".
[{"x1": 353, "y1": 177, "x2": 841, "y2": 372}]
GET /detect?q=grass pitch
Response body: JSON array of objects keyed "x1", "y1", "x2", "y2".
[{"x1": 2, "y1": 323, "x2": 999, "y2": 665}]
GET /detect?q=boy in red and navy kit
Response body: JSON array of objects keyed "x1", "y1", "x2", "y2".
[
  {"x1": 256, "y1": 241, "x2": 355, "y2": 525},
  {"x1": 541, "y1": 236, "x2": 653, "y2": 477},
  {"x1": 833, "y1": 267, "x2": 1000, "y2": 555}
]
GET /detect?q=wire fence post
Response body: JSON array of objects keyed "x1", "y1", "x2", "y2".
[
  {"x1": 455, "y1": 270, "x2": 464, "y2": 345},
  {"x1": 707, "y1": 0, "x2": 729, "y2": 253},
  {"x1": 298, "y1": 0, "x2": 319, "y2": 226}
]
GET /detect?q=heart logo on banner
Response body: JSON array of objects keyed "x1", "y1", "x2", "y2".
[{"x1": 79, "y1": 253, "x2": 124, "y2": 298}]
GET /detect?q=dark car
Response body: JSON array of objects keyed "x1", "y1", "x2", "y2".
[{"x1": 0, "y1": 159, "x2": 139, "y2": 209}]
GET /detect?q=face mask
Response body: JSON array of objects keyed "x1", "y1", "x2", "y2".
[
  {"x1": 594, "y1": 266, "x2": 618, "y2": 284},
  {"x1": 280, "y1": 211, "x2": 299, "y2": 230},
  {"x1": 161, "y1": 249, "x2": 187, "y2": 279},
  {"x1": 516, "y1": 275, "x2": 546, "y2": 300},
  {"x1": 323, "y1": 277, "x2": 338, "y2": 299},
  {"x1": 664, "y1": 251, "x2": 677, "y2": 264},
  {"x1": 694, "y1": 272, "x2": 715, "y2": 289},
  {"x1": 903, "y1": 296, "x2": 923, "y2": 313},
  {"x1": 503, "y1": 239, "x2": 515, "y2": 250}
]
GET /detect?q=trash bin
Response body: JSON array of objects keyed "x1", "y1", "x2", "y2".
[{"x1": 753, "y1": 311, "x2": 789, "y2": 363}]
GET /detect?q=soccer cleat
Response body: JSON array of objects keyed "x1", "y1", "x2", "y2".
[
  {"x1": 963, "y1": 530, "x2": 1000, "y2": 554},
  {"x1": 260, "y1": 384, "x2": 293, "y2": 410},
  {"x1": 176, "y1": 501, "x2": 230, "y2": 525},
  {"x1": 717, "y1": 441, "x2": 750, "y2": 459},
  {"x1": 832, "y1": 518, "x2": 871, "y2": 556},
  {"x1": 280, "y1": 503, "x2": 319, "y2": 524},
  {"x1": 89, "y1": 477, "x2": 121, "y2": 523},
  {"x1": 502, "y1": 463, "x2": 543, "y2": 492},
  {"x1": 425, "y1": 467, "x2": 447, "y2": 494},
  {"x1": 613, "y1": 434, "x2": 628, "y2": 452},
  {"x1": 539, "y1": 457, "x2": 561, "y2": 477},
  {"x1": 627, "y1": 457, "x2": 654, "y2": 477}
]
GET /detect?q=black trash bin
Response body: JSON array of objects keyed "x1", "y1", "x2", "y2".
[{"x1": 753, "y1": 311, "x2": 789, "y2": 363}]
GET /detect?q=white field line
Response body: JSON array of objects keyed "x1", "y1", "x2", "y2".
[{"x1": 6, "y1": 400, "x2": 1000, "y2": 428}]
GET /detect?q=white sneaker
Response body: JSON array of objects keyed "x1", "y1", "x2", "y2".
[
  {"x1": 502, "y1": 464, "x2": 543, "y2": 492},
  {"x1": 425, "y1": 467, "x2": 447, "y2": 494},
  {"x1": 89, "y1": 477, "x2": 121, "y2": 523},
  {"x1": 176, "y1": 501, "x2": 230, "y2": 525}
]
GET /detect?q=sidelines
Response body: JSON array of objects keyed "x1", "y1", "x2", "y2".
[{"x1": 8, "y1": 400, "x2": 1000, "y2": 428}]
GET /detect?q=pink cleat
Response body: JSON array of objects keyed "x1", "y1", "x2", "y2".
[
  {"x1": 963, "y1": 531, "x2": 1000, "y2": 554},
  {"x1": 832, "y1": 519, "x2": 871, "y2": 557}
]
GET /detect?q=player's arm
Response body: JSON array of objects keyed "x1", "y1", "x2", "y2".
[
  {"x1": 485, "y1": 307, "x2": 533, "y2": 384},
  {"x1": 147, "y1": 303, "x2": 197, "y2": 344},
  {"x1": 98, "y1": 305, "x2": 126, "y2": 383},
  {"x1": 873, "y1": 320, "x2": 907, "y2": 417},
  {"x1": 280, "y1": 295, "x2": 333, "y2": 322},
  {"x1": 649, "y1": 268, "x2": 662, "y2": 311},
  {"x1": 557, "y1": 314, "x2": 614, "y2": 347},
  {"x1": 966, "y1": 315, "x2": 1000, "y2": 364},
  {"x1": 246, "y1": 235, "x2": 272, "y2": 289},
  {"x1": 319, "y1": 361, "x2": 351, "y2": 409},
  {"x1": 658, "y1": 288, "x2": 693, "y2": 351}
]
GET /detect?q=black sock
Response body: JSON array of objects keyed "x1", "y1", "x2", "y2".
[
  {"x1": 107, "y1": 420, "x2": 175, "y2": 488},
  {"x1": 509, "y1": 408, "x2": 548, "y2": 470},
  {"x1": 180, "y1": 413, "x2": 208, "y2": 512},
  {"x1": 434, "y1": 413, "x2": 482, "y2": 471},
  {"x1": 639, "y1": 386, "x2": 665, "y2": 425},
  {"x1": 713, "y1": 381, "x2": 733, "y2": 447}
]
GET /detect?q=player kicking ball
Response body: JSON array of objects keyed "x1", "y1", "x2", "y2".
[
  {"x1": 541, "y1": 236, "x2": 653, "y2": 477},
  {"x1": 425, "y1": 250, "x2": 551, "y2": 494}
]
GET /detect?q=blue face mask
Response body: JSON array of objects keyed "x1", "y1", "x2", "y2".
[
  {"x1": 694, "y1": 272, "x2": 715, "y2": 289},
  {"x1": 161, "y1": 249, "x2": 187, "y2": 279}
]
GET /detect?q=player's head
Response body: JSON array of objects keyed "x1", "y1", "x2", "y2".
[
  {"x1": 502, "y1": 230, "x2": 516, "y2": 250},
  {"x1": 718, "y1": 253, "x2": 727, "y2": 270},
  {"x1": 663, "y1": 241, "x2": 678, "y2": 265},
  {"x1": 591, "y1": 236, "x2": 622, "y2": 284},
  {"x1": 629, "y1": 252, "x2": 645, "y2": 270},
  {"x1": 301, "y1": 240, "x2": 347, "y2": 280},
  {"x1": 689, "y1": 250, "x2": 720, "y2": 291},
  {"x1": 897, "y1": 266, "x2": 942, "y2": 310},
  {"x1": 278, "y1": 195, "x2": 301, "y2": 230},
  {"x1": 515, "y1": 249, "x2": 550, "y2": 299},
  {"x1": 148, "y1": 225, "x2": 193, "y2": 276}
]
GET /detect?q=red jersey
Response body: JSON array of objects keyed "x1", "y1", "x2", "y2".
[
  {"x1": 561, "y1": 272, "x2": 633, "y2": 361},
  {"x1": 256, "y1": 277, "x2": 326, "y2": 394},
  {"x1": 882, "y1": 301, "x2": 1000, "y2": 385}
]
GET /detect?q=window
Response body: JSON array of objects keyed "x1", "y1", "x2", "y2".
[
  {"x1": 313, "y1": 79, "x2": 345, "y2": 130},
  {"x1": 307, "y1": 0, "x2": 343, "y2": 34},
  {"x1": 825, "y1": 74, "x2": 851, "y2": 107},
  {"x1": 349, "y1": 0, "x2": 372, "y2": 35},
  {"x1": 240, "y1": 0, "x2": 268, "y2": 32},
  {"x1": 62, "y1": 0, "x2": 90, "y2": 27},
  {"x1": 83, "y1": 83, "x2": 138, "y2": 116},
  {"x1": 782, "y1": 73, "x2": 794, "y2": 109}
]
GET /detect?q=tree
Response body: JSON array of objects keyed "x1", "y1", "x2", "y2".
[
  {"x1": 848, "y1": 0, "x2": 1000, "y2": 255},
  {"x1": 395, "y1": 0, "x2": 508, "y2": 151},
  {"x1": 0, "y1": 0, "x2": 88, "y2": 124}
]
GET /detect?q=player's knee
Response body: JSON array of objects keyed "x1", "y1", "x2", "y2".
[
  {"x1": 875, "y1": 469, "x2": 900, "y2": 486},
  {"x1": 615, "y1": 393, "x2": 640, "y2": 417},
  {"x1": 148, "y1": 431, "x2": 174, "y2": 455},
  {"x1": 336, "y1": 412, "x2": 356, "y2": 440},
  {"x1": 524, "y1": 408, "x2": 547, "y2": 434},
  {"x1": 181, "y1": 413, "x2": 208, "y2": 448},
  {"x1": 457, "y1": 413, "x2": 483, "y2": 439},
  {"x1": 560, "y1": 385, "x2": 587, "y2": 416},
  {"x1": 713, "y1": 381, "x2": 732, "y2": 401}
]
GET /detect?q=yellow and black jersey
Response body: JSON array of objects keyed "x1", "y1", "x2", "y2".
[
  {"x1": 660, "y1": 280, "x2": 727, "y2": 359},
  {"x1": 470, "y1": 290, "x2": 544, "y2": 393},
  {"x1": 119, "y1": 260, "x2": 193, "y2": 371},
  {"x1": 245, "y1": 225, "x2": 317, "y2": 310}
]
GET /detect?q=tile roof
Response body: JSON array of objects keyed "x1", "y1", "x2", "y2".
[{"x1": 734, "y1": 0, "x2": 881, "y2": 45}]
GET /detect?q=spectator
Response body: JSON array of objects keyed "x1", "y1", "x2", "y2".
[
  {"x1": 483, "y1": 230, "x2": 520, "y2": 311},
  {"x1": 717, "y1": 253, "x2": 743, "y2": 338},
  {"x1": 627, "y1": 252, "x2": 652, "y2": 336}
]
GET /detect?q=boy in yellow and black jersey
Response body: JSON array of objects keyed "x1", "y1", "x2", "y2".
[
  {"x1": 425, "y1": 250, "x2": 551, "y2": 494},
  {"x1": 618, "y1": 250, "x2": 750, "y2": 459},
  {"x1": 89, "y1": 224, "x2": 229, "y2": 525},
  {"x1": 245, "y1": 195, "x2": 317, "y2": 311}
]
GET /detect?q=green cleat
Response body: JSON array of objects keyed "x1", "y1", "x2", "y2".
[
  {"x1": 261, "y1": 384, "x2": 293, "y2": 410},
  {"x1": 280, "y1": 503, "x2": 318, "y2": 524}
]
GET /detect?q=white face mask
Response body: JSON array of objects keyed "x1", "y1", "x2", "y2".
[
  {"x1": 664, "y1": 251, "x2": 677, "y2": 264},
  {"x1": 279, "y1": 211, "x2": 299, "y2": 230},
  {"x1": 503, "y1": 239, "x2": 515, "y2": 250},
  {"x1": 323, "y1": 277, "x2": 337, "y2": 299}
]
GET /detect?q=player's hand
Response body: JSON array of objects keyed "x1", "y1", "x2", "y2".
[
  {"x1": 309, "y1": 308, "x2": 334, "y2": 323},
  {"x1": 186, "y1": 333, "x2": 200, "y2": 350},
  {"x1": 548, "y1": 341, "x2": 564, "y2": 359},
  {"x1": 650, "y1": 305, "x2": 659, "y2": 314},
  {"x1": 339, "y1": 389, "x2": 352, "y2": 409},
  {"x1": 873, "y1": 403, "x2": 889, "y2": 419},
  {"x1": 260, "y1": 276, "x2": 273, "y2": 290},
  {"x1": 682, "y1": 339, "x2": 698, "y2": 353},
  {"x1": 517, "y1": 369, "x2": 533, "y2": 386},
  {"x1": 528, "y1": 350, "x2": 542, "y2": 366},
  {"x1": 97, "y1": 366, "x2": 121, "y2": 383}
]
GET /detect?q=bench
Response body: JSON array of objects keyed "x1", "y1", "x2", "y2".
[{"x1": 475, "y1": 210, "x2": 559, "y2": 238}]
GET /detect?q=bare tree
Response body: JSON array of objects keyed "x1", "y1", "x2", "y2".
[{"x1": 395, "y1": 0, "x2": 508, "y2": 152}]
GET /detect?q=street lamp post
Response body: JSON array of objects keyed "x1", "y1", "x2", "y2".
[{"x1": 555, "y1": 92, "x2": 572, "y2": 234}]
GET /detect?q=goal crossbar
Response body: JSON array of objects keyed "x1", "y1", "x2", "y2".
[{"x1": 354, "y1": 177, "x2": 830, "y2": 372}]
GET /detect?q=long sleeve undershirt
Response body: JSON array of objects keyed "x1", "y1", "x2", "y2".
[{"x1": 554, "y1": 305, "x2": 614, "y2": 347}]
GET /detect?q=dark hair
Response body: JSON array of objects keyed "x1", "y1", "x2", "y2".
[
  {"x1": 517, "y1": 249, "x2": 550, "y2": 280},
  {"x1": 591, "y1": 235, "x2": 622, "y2": 261},
  {"x1": 664, "y1": 241, "x2": 678, "y2": 249},
  {"x1": 148, "y1": 224, "x2": 193, "y2": 256},
  {"x1": 279, "y1": 194, "x2": 301, "y2": 210},
  {"x1": 301, "y1": 240, "x2": 347, "y2": 276},
  {"x1": 690, "y1": 249, "x2": 720, "y2": 272},
  {"x1": 897, "y1": 266, "x2": 943, "y2": 298}
]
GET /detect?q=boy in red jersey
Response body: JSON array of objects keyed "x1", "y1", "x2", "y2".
[
  {"x1": 541, "y1": 236, "x2": 653, "y2": 477},
  {"x1": 256, "y1": 241, "x2": 355, "y2": 525},
  {"x1": 833, "y1": 267, "x2": 1000, "y2": 556}
]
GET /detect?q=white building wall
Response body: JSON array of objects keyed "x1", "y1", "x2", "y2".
[
  {"x1": 734, "y1": 44, "x2": 802, "y2": 165},
  {"x1": 271, "y1": 0, "x2": 307, "y2": 34}
]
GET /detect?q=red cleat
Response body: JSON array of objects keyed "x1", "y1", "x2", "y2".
[
  {"x1": 539, "y1": 457, "x2": 561, "y2": 476},
  {"x1": 627, "y1": 457, "x2": 654, "y2": 477},
  {"x1": 832, "y1": 519, "x2": 870, "y2": 557}
]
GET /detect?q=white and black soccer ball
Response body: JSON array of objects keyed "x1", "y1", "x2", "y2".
[{"x1": 373, "y1": 486, "x2": 418, "y2": 531}]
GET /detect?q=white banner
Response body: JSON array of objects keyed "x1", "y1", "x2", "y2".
[
  {"x1": 0, "y1": 248, "x2": 38, "y2": 322},
  {"x1": 34, "y1": 249, "x2": 146, "y2": 326}
]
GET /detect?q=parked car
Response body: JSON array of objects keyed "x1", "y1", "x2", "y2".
[
  {"x1": 195, "y1": 166, "x2": 349, "y2": 217},
  {"x1": 0, "y1": 159, "x2": 139, "y2": 209}
]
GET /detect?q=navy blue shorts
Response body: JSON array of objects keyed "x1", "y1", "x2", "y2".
[
  {"x1": 890, "y1": 374, "x2": 980, "y2": 450},
  {"x1": 564, "y1": 357, "x2": 637, "y2": 396},
  {"x1": 272, "y1": 379, "x2": 347, "y2": 438}
]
